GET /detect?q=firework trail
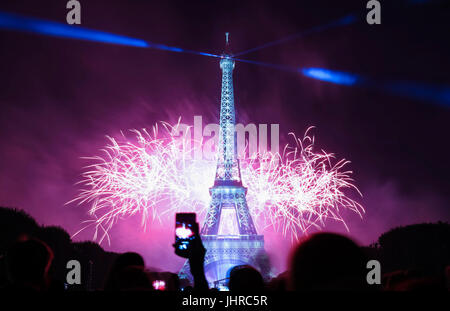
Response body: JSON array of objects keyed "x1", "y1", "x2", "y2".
[
  {"x1": 69, "y1": 122, "x2": 363, "y2": 243},
  {"x1": 242, "y1": 128, "x2": 363, "y2": 240}
]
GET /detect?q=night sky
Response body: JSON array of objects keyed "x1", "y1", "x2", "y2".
[{"x1": 0, "y1": 0, "x2": 449, "y2": 273}]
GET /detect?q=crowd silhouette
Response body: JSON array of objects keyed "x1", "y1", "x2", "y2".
[{"x1": 0, "y1": 206, "x2": 449, "y2": 292}]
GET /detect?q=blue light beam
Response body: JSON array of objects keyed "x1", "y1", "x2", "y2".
[
  {"x1": 301, "y1": 67, "x2": 361, "y2": 86},
  {"x1": 301, "y1": 67, "x2": 450, "y2": 107},
  {"x1": 1, "y1": 12, "x2": 447, "y2": 107},
  {"x1": 233, "y1": 14, "x2": 357, "y2": 57},
  {"x1": 233, "y1": 57, "x2": 299, "y2": 73},
  {"x1": 382, "y1": 81, "x2": 450, "y2": 106},
  {"x1": 0, "y1": 11, "x2": 148, "y2": 47},
  {"x1": 0, "y1": 11, "x2": 221, "y2": 58}
]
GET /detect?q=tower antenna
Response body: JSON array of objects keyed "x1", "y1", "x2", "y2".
[{"x1": 223, "y1": 32, "x2": 232, "y2": 55}]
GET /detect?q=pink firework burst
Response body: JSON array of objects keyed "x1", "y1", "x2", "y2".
[
  {"x1": 69, "y1": 122, "x2": 363, "y2": 243},
  {"x1": 242, "y1": 127, "x2": 364, "y2": 240}
]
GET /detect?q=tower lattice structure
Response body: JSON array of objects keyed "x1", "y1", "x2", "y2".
[{"x1": 179, "y1": 34, "x2": 266, "y2": 287}]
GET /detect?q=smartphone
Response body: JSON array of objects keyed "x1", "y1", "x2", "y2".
[{"x1": 175, "y1": 213, "x2": 196, "y2": 258}]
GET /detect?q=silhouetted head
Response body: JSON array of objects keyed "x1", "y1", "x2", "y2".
[
  {"x1": 112, "y1": 252, "x2": 145, "y2": 270},
  {"x1": 116, "y1": 266, "x2": 152, "y2": 291},
  {"x1": 289, "y1": 233, "x2": 368, "y2": 290},
  {"x1": 5, "y1": 238, "x2": 54, "y2": 291},
  {"x1": 267, "y1": 271, "x2": 289, "y2": 291},
  {"x1": 104, "y1": 252, "x2": 145, "y2": 290},
  {"x1": 228, "y1": 265, "x2": 265, "y2": 291}
]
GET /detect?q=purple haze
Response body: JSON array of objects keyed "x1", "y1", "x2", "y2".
[{"x1": 0, "y1": 0, "x2": 449, "y2": 274}]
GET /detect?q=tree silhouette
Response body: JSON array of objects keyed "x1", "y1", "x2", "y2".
[
  {"x1": 377, "y1": 222, "x2": 450, "y2": 276},
  {"x1": 0, "y1": 207, "x2": 39, "y2": 254}
]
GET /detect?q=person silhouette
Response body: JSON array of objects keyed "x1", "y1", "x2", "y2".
[
  {"x1": 289, "y1": 233, "x2": 370, "y2": 290},
  {"x1": 5, "y1": 238, "x2": 54, "y2": 291},
  {"x1": 228, "y1": 265, "x2": 265, "y2": 291},
  {"x1": 104, "y1": 252, "x2": 145, "y2": 291}
]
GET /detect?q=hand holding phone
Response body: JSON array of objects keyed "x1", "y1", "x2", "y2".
[
  {"x1": 174, "y1": 213, "x2": 197, "y2": 258},
  {"x1": 173, "y1": 213, "x2": 208, "y2": 290}
]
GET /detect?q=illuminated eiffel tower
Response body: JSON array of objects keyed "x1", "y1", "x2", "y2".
[{"x1": 179, "y1": 33, "x2": 266, "y2": 288}]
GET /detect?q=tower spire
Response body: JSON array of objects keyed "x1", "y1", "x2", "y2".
[{"x1": 223, "y1": 32, "x2": 232, "y2": 55}]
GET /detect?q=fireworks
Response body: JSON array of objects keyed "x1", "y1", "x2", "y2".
[
  {"x1": 242, "y1": 128, "x2": 363, "y2": 239},
  {"x1": 69, "y1": 122, "x2": 363, "y2": 243}
]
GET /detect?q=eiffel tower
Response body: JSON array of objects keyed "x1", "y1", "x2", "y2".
[{"x1": 179, "y1": 33, "x2": 266, "y2": 288}]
